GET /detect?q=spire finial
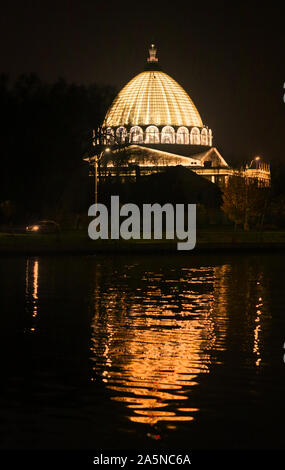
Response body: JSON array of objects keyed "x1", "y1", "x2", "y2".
[{"x1": 147, "y1": 44, "x2": 158, "y2": 63}]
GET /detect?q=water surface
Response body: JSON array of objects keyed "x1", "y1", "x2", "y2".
[{"x1": 0, "y1": 254, "x2": 284, "y2": 449}]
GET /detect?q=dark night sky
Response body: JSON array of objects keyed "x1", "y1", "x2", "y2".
[{"x1": 1, "y1": 0, "x2": 285, "y2": 163}]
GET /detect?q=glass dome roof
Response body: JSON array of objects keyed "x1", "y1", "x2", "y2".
[{"x1": 103, "y1": 70, "x2": 203, "y2": 128}]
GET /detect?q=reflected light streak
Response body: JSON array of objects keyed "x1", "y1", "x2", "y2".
[
  {"x1": 90, "y1": 265, "x2": 230, "y2": 427},
  {"x1": 25, "y1": 258, "x2": 39, "y2": 332},
  {"x1": 32, "y1": 260, "x2": 39, "y2": 318},
  {"x1": 253, "y1": 296, "x2": 263, "y2": 367}
]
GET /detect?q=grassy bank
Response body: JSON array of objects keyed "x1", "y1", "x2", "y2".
[{"x1": 1, "y1": 230, "x2": 285, "y2": 255}]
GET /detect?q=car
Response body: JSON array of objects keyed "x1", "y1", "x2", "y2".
[{"x1": 26, "y1": 220, "x2": 60, "y2": 233}]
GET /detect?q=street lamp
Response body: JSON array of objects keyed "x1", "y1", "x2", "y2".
[
  {"x1": 249, "y1": 156, "x2": 261, "y2": 168},
  {"x1": 89, "y1": 147, "x2": 110, "y2": 207}
]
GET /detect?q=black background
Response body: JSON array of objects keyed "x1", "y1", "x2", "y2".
[{"x1": 1, "y1": 0, "x2": 284, "y2": 161}]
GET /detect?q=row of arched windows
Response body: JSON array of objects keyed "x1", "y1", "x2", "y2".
[{"x1": 105, "y1": 125, "x2": 212, "y2": 146}]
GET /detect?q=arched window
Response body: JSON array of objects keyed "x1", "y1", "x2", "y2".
[
  {"x1": 105, "y1": 127, "x2": 114, "y2": 144},
  {"x1": 176, "y1": 126, "x2": 189, "y2": 144},
  {"x1": 201, "y1": 128, "x2": 208, "y2": 146},
  {"x1": 161, "y1": 126, "x2": 175, "y2": 144},
  {"x1": 116, "y1": 126, "x2": 128, "y2": 143},
  {"x1": 190, "y1": 127, "x2": 201, "y2": 145},
  {"x1": 208, "y1": 129, "x2": 213, "y2": 146},
  {"x1": 130, "y1": 126, "x2": 144, "y2": 143},
  {"x1": 145, "y1": 125, "x2": 160, "y2": 144}
]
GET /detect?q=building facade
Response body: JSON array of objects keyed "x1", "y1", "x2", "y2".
[{"x1": 90, "y1": 45, "x2": 270, "y2": 187}]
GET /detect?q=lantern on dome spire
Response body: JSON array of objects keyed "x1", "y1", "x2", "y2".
[{"x1": 147, "y1": 44, "x2": 158, "y2": 63}]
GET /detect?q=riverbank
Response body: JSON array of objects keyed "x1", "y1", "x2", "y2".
[{"x1": 1, "y1": 230, "x2": 285, "y2": 255}]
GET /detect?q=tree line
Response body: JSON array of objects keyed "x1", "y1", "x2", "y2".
[{"x1": 0, "y1": 73, "x2": 115, "y2": 226}]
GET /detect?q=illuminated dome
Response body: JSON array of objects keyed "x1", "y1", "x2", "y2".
[
  {"x1": 103, "y1": 70, "x2": 202, "y2": 128},
  {"x1": 102, "y1": 45, "x2": 212, "y2": 148}
]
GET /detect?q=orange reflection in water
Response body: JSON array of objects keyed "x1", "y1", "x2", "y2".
[
  {"x1": 25, "y1": 258, "x2": 39, "y2": 332},
  {"x1": 90, "y1": 265, "x2": 230, "y2": 426}
]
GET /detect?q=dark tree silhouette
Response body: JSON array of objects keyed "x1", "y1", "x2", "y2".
[
  {"x1": 222, "y1": 174, "x2": 270, "y2": 230},
  {"x1": 0, "y1": 74, "x2": 116, "y2": 225}
]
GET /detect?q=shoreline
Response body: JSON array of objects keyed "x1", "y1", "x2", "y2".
[{"x1": 1, "y1": 231, "x2": 285, "y2": 255}]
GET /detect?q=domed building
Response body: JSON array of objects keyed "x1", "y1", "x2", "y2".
[
  {"x1": 103, "y1": 45, "x2": 211, "y2": 148},
  {"x1": 87, "y1": 45, "x2": 270, "y2": 187}
]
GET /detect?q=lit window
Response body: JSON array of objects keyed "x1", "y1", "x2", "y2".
[
  {"x1": 161, "y1": 126, "x2": 175, "y2": 144},
  {"x1": 176, "y1": 126, "x2": 189, "y2": 144},
  {"x1": 106, "y1": 127, "x2": 114, "y2": 144},
  {"x1": 208, "y1": 129, "x2": 213, "y2": 146},
  {"x1": 190, "y1": 127, "x2": 201, "y2": 145},
  {"x1": 130, "y1": 126, "x2": 144, "y2": 143},
  {"x1": 145, "y1": 125, "x2": 160, "y2": 144},
  {"x1": 116, "y1": 126, "x2": 128, "y2": 143},
  {"x1": 201, "y1": 128, "x2": 208, "y2": 146}
]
